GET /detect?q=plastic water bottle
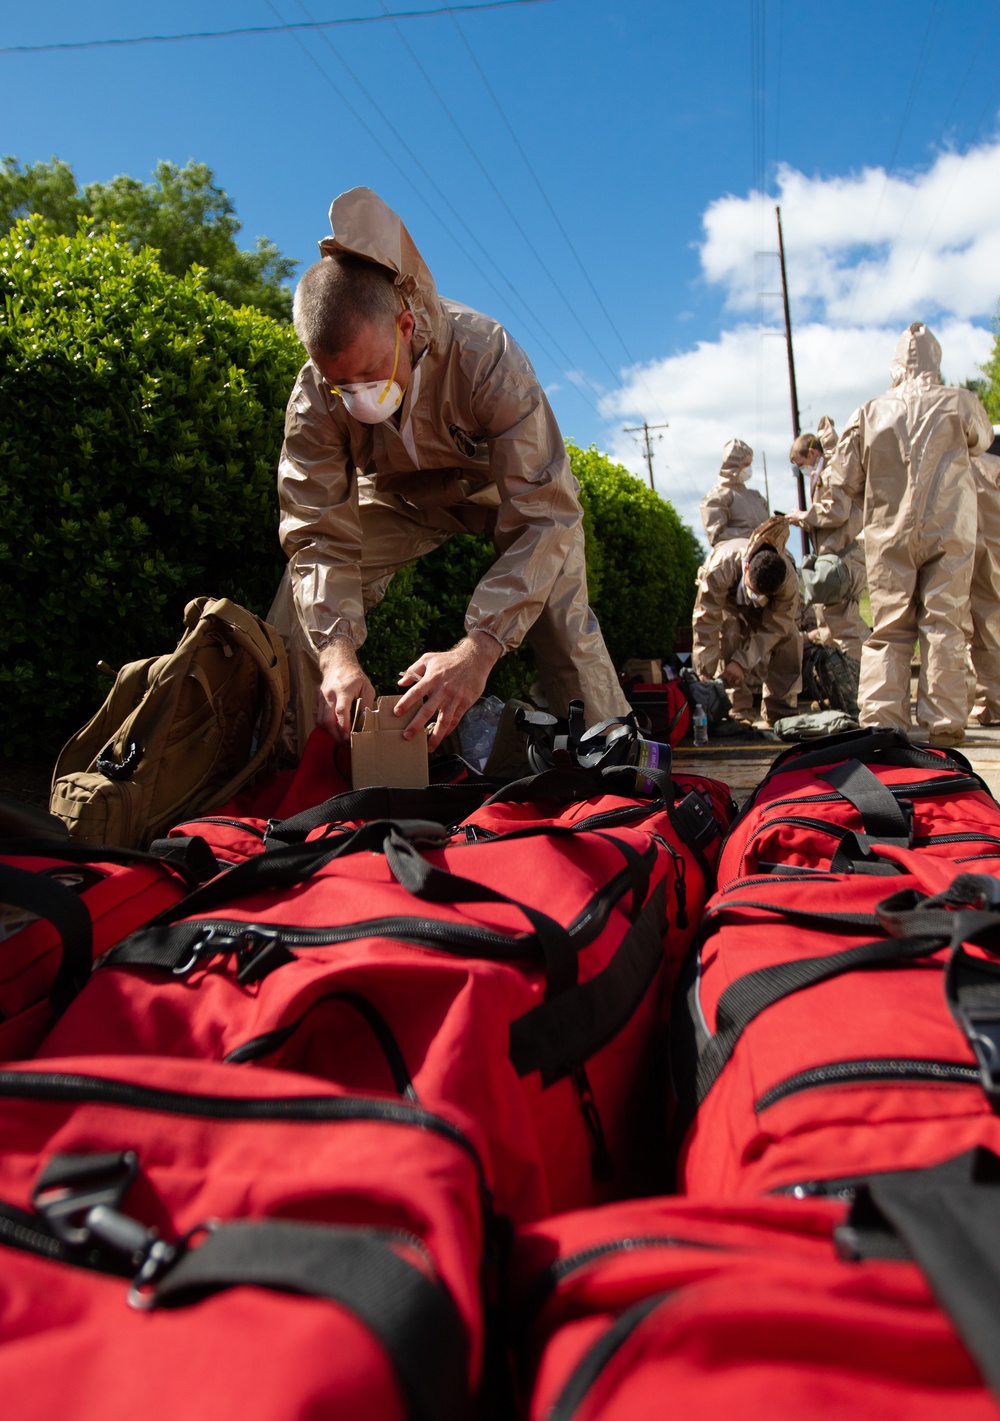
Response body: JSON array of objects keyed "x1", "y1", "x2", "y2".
[{"x1": 692, "y1": 705, "x2": 709, "y2": 747}]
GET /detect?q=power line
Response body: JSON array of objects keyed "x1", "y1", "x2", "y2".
[
  {"x1": 445, "y1": 5, "x2": 673, "y2": 428},
  {"x1": 270, "y1": 0, "x2": 605, "y2": 415},
  {"x1": 374, "y1": 0, "x2": 624, "y2": 391},
  {"x1": 0, "y1": 1, "x2": 549, "y2": 56}
]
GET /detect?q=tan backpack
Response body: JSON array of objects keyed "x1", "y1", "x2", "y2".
[{"x1": 50, "y1": 597, "x2": 290, "y2": 849}]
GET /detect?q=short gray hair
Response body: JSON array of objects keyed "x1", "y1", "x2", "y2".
[{"x1": 293, "y1": 255, "x2": 400, "y2": 358}]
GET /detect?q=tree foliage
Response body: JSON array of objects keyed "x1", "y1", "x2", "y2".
[
  {"x1": 0, "y1": 218, "x2": 303, "y2": 757},
  {"x1": 0, "y1": 156, "x2": 295, "y2": 321}
]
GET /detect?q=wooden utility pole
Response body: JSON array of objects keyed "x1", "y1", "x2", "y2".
[
  {"x1": 776, "y1": 205, "x2": 810, "y2": 557},
  {"x1": 623, "y1": 420, "x2": 669, "y2": 490}
]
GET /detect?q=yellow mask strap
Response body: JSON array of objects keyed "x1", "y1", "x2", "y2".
[{"x1": 377, "y1": 318, "x2": 402, "y2": 407}]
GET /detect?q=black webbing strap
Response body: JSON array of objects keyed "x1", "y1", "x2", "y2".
[
  {"x1": 266, "y1": 783, "x2": 496, "y2": 845},
  {"x1": 508, "y1": 881, "x2": 666, "y2": 1084},
  {"x1": 820, "y1": 759, "x2": 913, "y2": 843},
  {"x1": 126, "y1": 821, "x2": 453, "y2": 932},
  {"x1": 692, "y1": 932, "x2": 948, "y2": 1108},
  {"x1": 151, "y1": 1220, "x2": 470, "y2": 1421},
  {"x1": 0, "y1": 861, "x2": 93, "y2": 1015},
  {"x1": 382, "y1": 834, "x2": 578, "y2": 995},
  {"x1": 837, "y1": 1149, "x2": 1000, "y2": 1403},
  {"x1": 828, "y1": 830, "x2": 910, "y2": 875},
  {"x1": 2, "y1": 836, "x2": 216, "y2": 891},
  {"x1": 482, "y1": 761, "x2": 672, "y2": 810}
]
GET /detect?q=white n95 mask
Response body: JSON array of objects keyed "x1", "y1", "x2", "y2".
[{"x1": 333, "y1": 316, "x2": 404, "y2": 424}]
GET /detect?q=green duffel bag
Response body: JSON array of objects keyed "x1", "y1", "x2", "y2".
[
  {"x1": 772, "y1": 708, "x2": 859, "y2": 741},
  {"x1": 800, "y1": 552, "x2": 852, "y2": 607}
]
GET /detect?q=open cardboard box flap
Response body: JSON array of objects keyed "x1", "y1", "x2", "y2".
[{"x1": 350, "y1": 694, "x2": 429, "y2": 789}]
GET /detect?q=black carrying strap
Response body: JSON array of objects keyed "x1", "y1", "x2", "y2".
[
  {"x1": 819, "y1": 759, "x2": 913, "y2": 844},
  {"x1": 482, "y1": 761, "x2": 670, "y2": 810},
  {"x1": 0, "y1": 861, "x2": 93, "y2": 1014},
  {"x1": 150, "y1": 1220, "x2": 470, "y2": 1421},
  {"x1": 2, "y1": 836, "x2": 216, "y2": 891},
  {"x1": 266, "y1": 783, "x2": 496, "y2": 845},
  {"x1": 382, "y1": 833, "x2": 578, "y2": 995},
  {"x1": 692, "y1": 931, "x2": 949, "y2": 1108},
  {"x1": 837, "y1": 1149, "x2": 1000, "y2": 1403}
]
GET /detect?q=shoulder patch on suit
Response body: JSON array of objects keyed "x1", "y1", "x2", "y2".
[{"x1": 449, "y1": 424, "x2": 482, "y2": 458}]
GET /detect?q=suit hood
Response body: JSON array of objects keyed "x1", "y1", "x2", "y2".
[
  {"x1": 889, "y1": 322, "x2": 942, "y2": 388},
  {"x1": 318, "y1": 187, "x2": 449, "y2": 354}
]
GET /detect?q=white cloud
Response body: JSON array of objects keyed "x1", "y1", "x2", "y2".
[{"x1": 602, "y1": 140, "x2": 1000, "y2": 540}]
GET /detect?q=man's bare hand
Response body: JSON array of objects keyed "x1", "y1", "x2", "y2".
[
  {"x1": 395, "y1": 631, "x2": 502, "y2": 751},
  {"x1": 317, "y1": 636, "x2": 376, "y2": 743},
  {"x1": 722, "y1": 660, "x2": 745, "y2": 688},
  {"x1": 785, "y1": 508, "x2": 804, "y2": 526}
]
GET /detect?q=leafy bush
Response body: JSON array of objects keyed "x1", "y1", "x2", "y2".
[
  {"x1": 0, "y1": 218, "x2": 303, "y2": 758},
  {"x1": 569, "y1": 442, "x2": 702, "y2": 669}
]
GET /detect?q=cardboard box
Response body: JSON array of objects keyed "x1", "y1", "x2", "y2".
[
  {"x1": 623, "y1": 658, "x2": 663, "y2": 684},
  {"x1": 350, "y1": 694, "x2": 429, "y2": 789}
]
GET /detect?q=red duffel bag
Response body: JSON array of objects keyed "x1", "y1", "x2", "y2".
[
  {"x1": 670, "y1": 851, "x2": 1000, "y2": 1198},
  {"x1": 717, "y1": 727, "x2": 1000, "y2": 891},
  {"x1": 512, "y1": 1153, "x2": 1000, "y2": 1421},
  {"x1": 0, "y1": 834, "x2": 214, "y2": 1058},
  {"x1": 41, "y1": 767, "x2": 728, "y2": 1221},
  {"x1": 0, "y1": 1053, "x2": 489, "y2": 1421}
]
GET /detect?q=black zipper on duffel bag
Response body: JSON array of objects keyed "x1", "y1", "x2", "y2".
[
  {"x1": 107, "y1": 845, "x2": 656, "y2": 985},
  {"x1": 754, "y1": 1056, "x2": 981, "y2": 1113},
  {"x1": 752, "y1": 776, "x2": 985, "y2": 819},
  {"x1": 0, "y1": 1068, "x2": 490, "y2": 1195}
]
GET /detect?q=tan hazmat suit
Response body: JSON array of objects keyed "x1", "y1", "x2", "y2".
[
  {"x1": 268, "y1": 187, "x2": 628, "y2": 753},
  {"x1": 700, "y1": 438, "x2": 770, "y2": 547},
  {"x1": 829, "y1": 323, "x2": 993, "y2": 736},
  {"x1": 691, "y1": 535, "x2": 802, "y2": 724},
  {"x1": 970, "y1": 448, "x2": 1000, "y2": 724},
  {"x1": 797, "y1": 415, "x2": 869, "y2": 661}
]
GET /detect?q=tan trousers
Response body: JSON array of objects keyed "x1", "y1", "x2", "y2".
[
  {"x1": 269, "y1": 485, "x2": 629, "y2": 758},
  {"x1": 722, "y1": 612, "x2": 802, "y2": 724}
]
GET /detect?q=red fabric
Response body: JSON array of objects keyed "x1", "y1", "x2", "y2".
[
  {"x1": 0, "y1": 852, "x2": 190, "y2": 1059},
  {"x1": 41, "y1": 788, "x2": 717, "y2": 1221},
  {"x1": 718, "y1": 744, "x2": 1000, "y2": 890},
  {"x1": 0, "y1": 1055, "x2": 484, "y2": 1421},
  {"x1": 675, "y1": 857, "x2": 1000, "y2": 1197},
  {"x1": 514, "y1": 1194, "x2": 993, "y2": 1421}
]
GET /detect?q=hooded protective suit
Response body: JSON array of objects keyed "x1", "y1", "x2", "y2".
[
  {"x1": 969, "y1": 446, "x2": 1000, "y2": 724},
  {"x1": 796, "y1": 415, "x2": 868, "y2": 660},
  {"x1": 828, "y1": 323, "x2": 993, "y2": 737},
  {"x1": 268, "y1": 187, "x2": 628, "y2": 752},
  {"x1": 691, "y1": 535, "x2": 802, "y2": 724},
  {"x1": 700, "y1": 438, "x2": 770, "y2": 546}
]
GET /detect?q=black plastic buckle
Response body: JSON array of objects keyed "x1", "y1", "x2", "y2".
[
  {"x1": 956, "y1": 1006, "x2": 1000, "y2": 1106},
  {"x1": 671, "y1": 790, "x2": 719, "y2": 850},
  {"x1": 33, "y1": 1150, "x2": 140, "y2": 1246},
  {"x1": 172, "y1": 923, "x2": 237, "y2": 977},
  {"x1": 234, "y1": 924, "x2": 294, "y2": 984}
]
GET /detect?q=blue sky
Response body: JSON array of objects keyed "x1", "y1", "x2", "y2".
[{"x1": 4, "y1": 0, "x2": 1000, "y2": 531}]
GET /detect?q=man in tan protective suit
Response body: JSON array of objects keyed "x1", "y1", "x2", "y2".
[
  {"x1": 700, "y1": 438, "x2": 770, "y2": 546},
  {"x1": 969, "y1": 432, "x2": 1000, "y2": 725},
  {"x1": 827, "y1": 323, "x2": 993, "y2": 747},
  {"x1": 691, "y1": 527, "x2": 802, "y2": 725},
  {"x1": 786, "y1": 416, "x2": 869, "y2": 662},
  {"x1": 268, "y1": 187, "x2": 629, "y2": 756}
]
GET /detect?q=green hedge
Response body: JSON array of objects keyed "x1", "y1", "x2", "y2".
[
  {"x1": 0, "y1": 218, "x2": 303, "y2": 757},
  {"x1": 570, "y1": 442, "x2": 702, "y2": 669},
  {"x1": 0, "y1": 220, "x2": 701, "y2": 757}
]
